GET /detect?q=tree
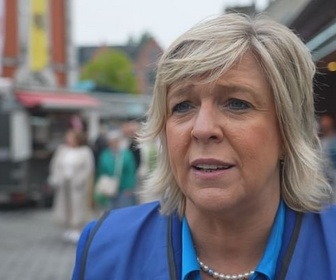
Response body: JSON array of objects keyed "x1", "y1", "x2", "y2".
[{"x1": 80, "y1": 49, "x2": 138, "y2": 93}]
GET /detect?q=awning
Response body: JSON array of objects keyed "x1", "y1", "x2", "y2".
[{"x1": 15, "y1": 90, "x2": 100, "y2": 110}]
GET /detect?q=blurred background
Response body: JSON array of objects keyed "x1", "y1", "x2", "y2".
[{"x1": 0, "y1": 0, "x2": 335, "y2": 279}]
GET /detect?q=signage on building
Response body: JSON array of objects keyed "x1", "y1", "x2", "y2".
[{"x1": 29, "y1": 0, "x2": 49, "y2": 71}]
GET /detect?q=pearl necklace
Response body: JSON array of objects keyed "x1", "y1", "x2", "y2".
[{"x1": 197, "y1": 257, "x2": 254, "y2": 280}]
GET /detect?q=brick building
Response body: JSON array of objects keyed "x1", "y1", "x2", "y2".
[{"x1": 1, "y1": 0, "x2": 76, "y2": 87}]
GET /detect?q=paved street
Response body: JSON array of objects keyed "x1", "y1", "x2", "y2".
[{"x1": 0, "y1": 206, "x2": 78, "y2": 280}]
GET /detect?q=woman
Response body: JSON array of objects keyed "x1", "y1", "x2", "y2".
[
  {"x1": 49, "y1": 129, "x2": 94, "y2": 243},
  {"x1": 95, "y1": 129, "x2": 137, "y2": 209},
  {"x1": 72, "y1": 14, "x2": 336, "y2": 279}
]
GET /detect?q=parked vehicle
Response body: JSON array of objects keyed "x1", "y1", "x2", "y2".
[{"x1": 0, "y1": 83, "x2": 53, "y2": 207}]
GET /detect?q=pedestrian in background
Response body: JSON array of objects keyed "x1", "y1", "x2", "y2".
[
  {"x1": 91, "y1": 123, "x2": 108, "y2": 168},
  {"x1": 73, "y1": 14, "x2": 336, "y2": 279},
  {"x1": 121, "y1": 120, "x2": 143, "y2": 202},
  {"x1": 319, "y1": 113, "x2": 336, "y2": 203},
  {"x1": 121, "y1": 120, "x2": 142, "y2": 171},
  {"x1": 49, "y1": 129, "x2": 94, "y2": 243},
  {"x1": 95, "y1": 129, "x2": 137, "y2": 210}
]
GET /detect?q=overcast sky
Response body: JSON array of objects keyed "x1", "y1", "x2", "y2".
[{"x1": 72, "y1": 0, "x2": 269, "y2": 49}]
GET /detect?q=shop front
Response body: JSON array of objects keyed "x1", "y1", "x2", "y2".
[{"x1": 0, "y1": 86, "x2": 100, "y2": 206}]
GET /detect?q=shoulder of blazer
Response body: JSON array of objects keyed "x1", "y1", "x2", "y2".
[
  {"x1": 77, "y1": 201, "x2": 164, "y2": 279},
  {"x1": 277, "y1": 205, "x2": 336, "y2": 279}
]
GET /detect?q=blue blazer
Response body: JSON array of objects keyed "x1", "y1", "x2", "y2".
[{"x1": 72, "y1": 201, "x2": 336, "y2": 280}]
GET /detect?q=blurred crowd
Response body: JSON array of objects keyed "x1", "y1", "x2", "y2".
[{"x1": 47, "y1": 119, "x2": 159, "y2": 243}]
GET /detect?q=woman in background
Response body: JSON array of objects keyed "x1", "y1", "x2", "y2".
[
  {"x1": 49, "y1": 129, "x2": 94, "y2": 243},
  {"x1": 95, "y1": 129, "x2": 137, "y2": 210}
]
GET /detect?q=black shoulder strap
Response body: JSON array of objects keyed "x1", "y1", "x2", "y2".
[
  {"x1": 79, "y1": 209, "x2": 112, "y2": 280},
  {"x1": 167, "y1": 214, "x2": 178, "y2": 280},
  {"x1": 277, "y1": 212, "x2": 303, "y2": 280}
]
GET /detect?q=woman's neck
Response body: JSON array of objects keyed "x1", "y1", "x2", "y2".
[{"x1": 185, "y1": 196, "x2": 280, "y2": 275}]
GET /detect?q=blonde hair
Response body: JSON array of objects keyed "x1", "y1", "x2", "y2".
[{"x1": 138, "y1": 13, "x2": 332, "y2": 215}]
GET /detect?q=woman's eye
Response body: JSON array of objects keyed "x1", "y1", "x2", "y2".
[
  {"x1": 172, "y1": 102, "x2": 193, "y2": 113},
  {"x1": 227, "y1": 99, "x2": 251, "y2": 110}
]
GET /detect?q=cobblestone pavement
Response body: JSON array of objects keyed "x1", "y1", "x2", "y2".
[{"x1": 0, "y1": 207, "x2": 78, "y2": 280}]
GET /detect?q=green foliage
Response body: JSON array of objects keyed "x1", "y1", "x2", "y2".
[{"x1": 81, "y1": 49, "x2": 138, "y2": 93}]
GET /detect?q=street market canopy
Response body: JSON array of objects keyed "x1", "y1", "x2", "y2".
[{"x1": 15, "y1": 90, "x2": 100, "y2": 110}]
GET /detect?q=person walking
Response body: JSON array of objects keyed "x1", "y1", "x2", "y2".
[
  {"x1": 91, "y1": 124, "x2": 108, "y2": 168},
  {"x1": 121, "y1": 120, "x2": 142, "y2": 171},
  {"x1": 95, "y1": 129, "x2": 137, "y2": 210},
  {"x1": 49, "y1": 129, "x2": 94, "y2": 243}
]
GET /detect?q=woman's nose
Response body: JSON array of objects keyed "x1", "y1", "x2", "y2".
[{"x1": 191, "y1": 104, "x2": 223, "y2": 142}]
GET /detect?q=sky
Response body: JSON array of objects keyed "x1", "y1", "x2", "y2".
[{"x1": 72, "y1": 0, "x2": 269, "y2": 49}]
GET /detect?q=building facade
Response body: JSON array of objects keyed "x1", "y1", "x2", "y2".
[
  {"x1": 1, "y1": 0, "x2": 76, "y2": 88},
  {"x1": 264, "y1": 0, "x2": 336, "y2": 115}
]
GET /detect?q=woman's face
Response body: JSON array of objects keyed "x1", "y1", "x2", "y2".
[
  {"x1": 65, "y1": 131, "x2": 77, "y2": 147},
  {"x1": 166, "y1": 53, "x2": 283, "y2": 214},
  {"x1": 108, "y1": 138, "x2": 120, "y2": 151}
]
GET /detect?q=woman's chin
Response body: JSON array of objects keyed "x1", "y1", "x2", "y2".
[{"x1": 190, "y1": 188, "x2": 244, "y2": 213}]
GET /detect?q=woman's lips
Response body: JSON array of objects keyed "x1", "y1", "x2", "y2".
[
  {"x1": 190, "y1": 158, "x2": 234, "y2": 169},
  {"x1": 190, "y1": 158, "x2": 235, "y2": 178}
]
